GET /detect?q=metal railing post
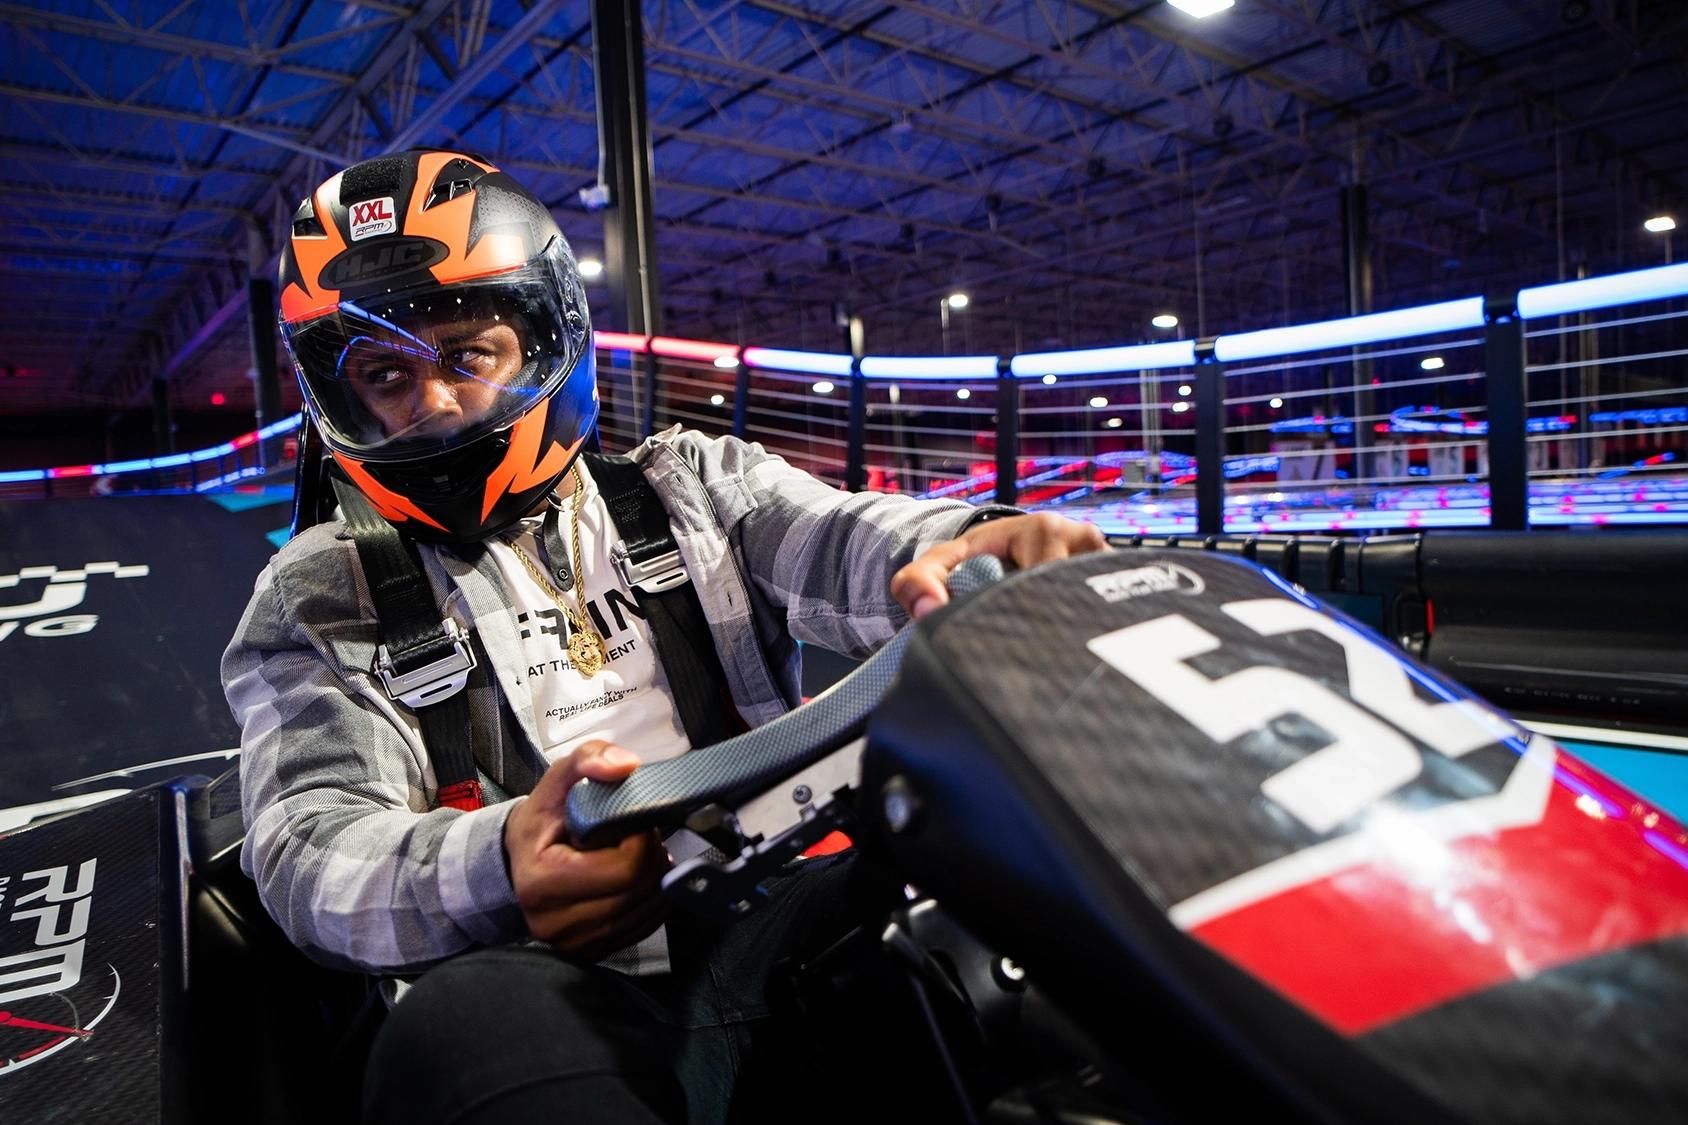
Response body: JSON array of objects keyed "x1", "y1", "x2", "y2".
[
  {"x1": 844, "y1": 362, "x2": 867, "y2": 492},
  {"x1": 1485, "y1": 291, "x2": 1528, "y2": 530},
  {"x1": 639, "y1": 349, "x2": 658, "y2": 439},
  {"x1": 731, "y1": 351, "x2": 750, "y2": 439},
  {"x1": 1195, "y1": 341, "x2": 1224, "y2": 534},
  {"x1": 995, "y1": 361, "x2": 1019, "y2": 505}
]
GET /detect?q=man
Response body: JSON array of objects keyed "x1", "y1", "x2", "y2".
[{"x1": 225, "y1": 150, "x2": 1105, "y2": 1124}]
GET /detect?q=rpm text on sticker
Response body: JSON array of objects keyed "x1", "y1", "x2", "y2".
[{"x1": 1085, "y1": 562, "x2": 1206, "y2": 603}]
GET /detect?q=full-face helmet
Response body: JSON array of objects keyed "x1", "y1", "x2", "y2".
[{"x1": 279, "y1": 150, "x2": 596, "y2": 543}]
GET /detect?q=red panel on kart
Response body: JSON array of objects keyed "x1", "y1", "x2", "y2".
[
  {"x1": 1188, "y1": 749, "x2": 1688, "y2": 1033},
  {"x1": 913, "y1": 550, "x2": 1688, "y2": 1033}
]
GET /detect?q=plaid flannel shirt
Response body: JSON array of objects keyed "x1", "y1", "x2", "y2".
[{"x1": 223, "y1": 427, "x2": 1006, "y2": 974}]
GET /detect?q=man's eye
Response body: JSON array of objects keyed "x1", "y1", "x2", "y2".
[{"x1": 358, "y1": 366, "x2": 407, "y2": 387}]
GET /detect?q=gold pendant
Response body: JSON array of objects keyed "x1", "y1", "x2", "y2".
[{"x1": 568, "y1": 628, "x2": 608, "y2": 678}]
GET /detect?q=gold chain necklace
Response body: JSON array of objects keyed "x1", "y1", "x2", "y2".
[{"x1": 505, "y1": 464, "x2": 609, "y2": 678}]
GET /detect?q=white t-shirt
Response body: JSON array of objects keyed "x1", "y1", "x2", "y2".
[
  {"x1": 483, "y1": 463, "x2": 691, "y2": 768},
  {"x1": 484, "y1": 464, "x2": 687, "y2": 977}
]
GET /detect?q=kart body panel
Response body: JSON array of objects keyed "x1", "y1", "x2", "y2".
[{"x1": 862, "y1": 550, "x2": 1688, "y2": 1123}]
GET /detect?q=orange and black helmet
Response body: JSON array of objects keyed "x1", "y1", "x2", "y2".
[{"x1": 279, "y1": 150, "x2": 596, "y2": 543}]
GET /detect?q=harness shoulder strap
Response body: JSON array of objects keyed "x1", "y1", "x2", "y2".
[
  {"x1": 334, "y1": 480, "x2": 484, "y2": 811},
  {"x1": 582, "y1": 453, "x2": 743, "y2": 749}
]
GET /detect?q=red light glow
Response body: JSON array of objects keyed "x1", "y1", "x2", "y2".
[
  {"x1": 592, "y1": 331, "x2": 648, "y2": 352},
  {"x1": 211, "y1": 393, "x2": 226, "y2": 405},
  {"x1": 649, "y1": 336, "x2": 737, "y2": 363}
]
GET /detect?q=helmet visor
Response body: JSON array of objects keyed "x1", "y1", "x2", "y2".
[{"x1": 284, "y1": 244, "x2": 590, "y2": 462}]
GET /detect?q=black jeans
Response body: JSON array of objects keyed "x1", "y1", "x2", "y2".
[{"x1": 362, "y1": 853, "x2": 955, "y2": 1125}]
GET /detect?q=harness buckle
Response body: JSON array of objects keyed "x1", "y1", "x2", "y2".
[
  {"x1": 618, "y1": 548, "x2": 690, "y2": 595},
  {"x1": 376, "y1": 617, "x2": 477, "y2": 708}
]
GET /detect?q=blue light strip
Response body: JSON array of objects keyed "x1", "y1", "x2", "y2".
[
  {"x1": 1213, "y1": 298, "x2": 1485, "y2": 362},
  {"x1": 1010, "y1": 340, "x2": 1195, "y2": 377},
  {"x1": 1, "y1": 412, "x2": 303, "y2": 485},
  {"x1": 858, "y1": 355, "x2": 999, "y2": 379},
  {"x1": 1519, "y1": 262, "x2": 1688, "y2": 319},
  {"x1": 742, "y1": 347, "x2": 854, "y2": 377}
]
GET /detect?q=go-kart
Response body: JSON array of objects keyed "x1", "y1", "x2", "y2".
[
  {"x1": 562, "y1": 544, "x2": 1688, "y2": 1124},
  {"x1": 4, "y1": 540, "x2": 1686, "y2": 1124}
]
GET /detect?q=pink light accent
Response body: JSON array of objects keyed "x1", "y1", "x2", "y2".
[
  {"x1": 593, "y1": 331, "x2": 649, "y2": 352},
  {"x1": 649, "y1": 336, "x2": 737, "y2": 362}
]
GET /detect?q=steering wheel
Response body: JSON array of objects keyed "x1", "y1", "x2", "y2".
[{"x1": 567, "y1": 553, "x2": 1007, "y2": 919}]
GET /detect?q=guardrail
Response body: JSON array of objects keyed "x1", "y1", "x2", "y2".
[{"x1": 8, "y1": 261, "x2": 1688, "y2": 532}]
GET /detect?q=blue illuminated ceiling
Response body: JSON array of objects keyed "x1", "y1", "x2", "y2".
[{"x1": 1, "y1": 0, "x2": 1685, "y2": 412}]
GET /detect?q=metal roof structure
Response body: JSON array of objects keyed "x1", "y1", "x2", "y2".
[{"x1": 1, "y1": 0, "x2": 1685, "y2": 416}]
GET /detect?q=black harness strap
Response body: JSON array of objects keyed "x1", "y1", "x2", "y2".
[
  {"x1": 583, "y1": 453, "x2": 743, "y2": 749},
  {"x1": 335, "y1": 481, "x2": 483, "y2": 811}
]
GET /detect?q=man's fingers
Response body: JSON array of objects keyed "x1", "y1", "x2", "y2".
[
  {"x1": 1004, "y1": 513, "x2": 1107, "y2": 568},
  {"x1": 537, "y1": 881, "x2": 670, "y2": 958},
  {"x1": 893, "y1": 514, "x2": 1107, "y2": 620},
  {"x1": 891, "y1": 536, "x2": 974, "y2": 619},
  {"x1": 521, "y1": 740, "x2": 642, "y2": 842},
  {"x1": 520, "y1": 828, "x2": 665, "y2": 905}
]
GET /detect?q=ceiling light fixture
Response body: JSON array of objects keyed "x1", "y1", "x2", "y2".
[
  {"x1": 1089, "y1": 396, "x2": 1108, "y2": 408},
  {"x1": 1152, "y1": 314, "x2": 1179, "y2": 328},
  {"x1": 813, "y1": 381, "x2": 835, "y2": 395},
  {"x1": 1420, "y1": 356, "x2": 1445, "y2": 370},
  {"x1": 1167, "y1": 0, "x2": 1234, "y2": 17},
  {"x1": 956, "y1": 388, "x2": 971, "y2": 400},
  {"x1": 946, "y1": 292, "x2": 970, "y2": 309},
  {"x1": 1269, "y1": 397, "x2": 1284, "y2": 408},
  {"x1": 577, "y1": 257, "x2": 605, "y2": 279},
  {"x1": 1644, "y1": 216, "x2": 1676, "y2": 233}
]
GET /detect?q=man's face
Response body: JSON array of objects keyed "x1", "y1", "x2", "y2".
[{"x1": 338, "y1": 313, "x2": 526, "y2": 441}]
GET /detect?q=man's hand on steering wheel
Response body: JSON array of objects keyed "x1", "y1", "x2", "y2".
[
  {"x1": 892, "y1": 512, "x2": 1107, "y2": 621},
  {"x1": 503, "y1": 741, "x2": 671, "y2": 960}
]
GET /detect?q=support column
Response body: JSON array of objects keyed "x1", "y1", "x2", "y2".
[
  {"x1": 591, "y1": 0, "x2": 660, "y2": 434},
  {"x1": 152, "y1": 377, "x2": 175, "y2": 457},
  {"x1": 1341, "y1": 185, "x2": 1375, "y2": 481},
  {"x1": 248, "y1": 277, "x2": 281, "y2": 462},
  {"x1": 995, "y1": 363, "x2": 1019, "y2": 506},
  {"x1": 843, "y1": 314, "x2": 867, "y2": 492},
  {"x1": 1485, "y1": 292, "x2": 1528, "y2": 530},
  {"x1": 731, "y1": 354, "x2": 750, "y2": 440},
  {"x1": 845, "y1": 364, "x2": 867, "y2": 493},
  {"x1": 1195, "y1": 342, "x2": 1224, "y2": 534}
]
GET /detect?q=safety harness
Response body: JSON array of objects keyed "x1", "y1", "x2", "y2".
[{"x1": 334, "y1": 452, "x2": 741, "y2": 812}]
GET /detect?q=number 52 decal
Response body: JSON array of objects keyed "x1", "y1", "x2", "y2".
[{"x1": 1087, "y1": 599, "x2": 1517, "y2": 833}]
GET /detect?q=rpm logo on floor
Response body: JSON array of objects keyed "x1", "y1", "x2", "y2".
[
  {"x1": 0, "y1": 858, "x2": 121, "y2": 1076},
  {"x1": 0, "y1": 562, "x2": 149, "y2": 642}
]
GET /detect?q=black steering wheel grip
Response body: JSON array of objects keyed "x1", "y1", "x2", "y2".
[{"x1": 565, "y1": 552, "x2": 1006, "y2": 847}]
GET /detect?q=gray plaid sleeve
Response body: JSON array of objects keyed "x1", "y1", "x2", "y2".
[
  {"x1": 223, "y1": 533, "x2": 526, "y2": 975},
  {"x1": 684, "y1": 433, "x2": 997, "y2": 658}
]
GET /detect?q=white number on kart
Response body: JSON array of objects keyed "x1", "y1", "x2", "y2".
[{"x1": 1087, "y1": 599, "x2": 1514, "y2": 833}]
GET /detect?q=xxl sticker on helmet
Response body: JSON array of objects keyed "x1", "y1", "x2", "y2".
[{"x1": 348, "y1": 196, "x2": 397, "y2": 241}]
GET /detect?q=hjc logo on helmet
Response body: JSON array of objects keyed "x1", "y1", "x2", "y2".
[
  {"x1": 349, "y1": 196, "x2": 397, "y2": 241},
  {"x1": 317, "y1": 237, "x2": 450, "y2": 290}
]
